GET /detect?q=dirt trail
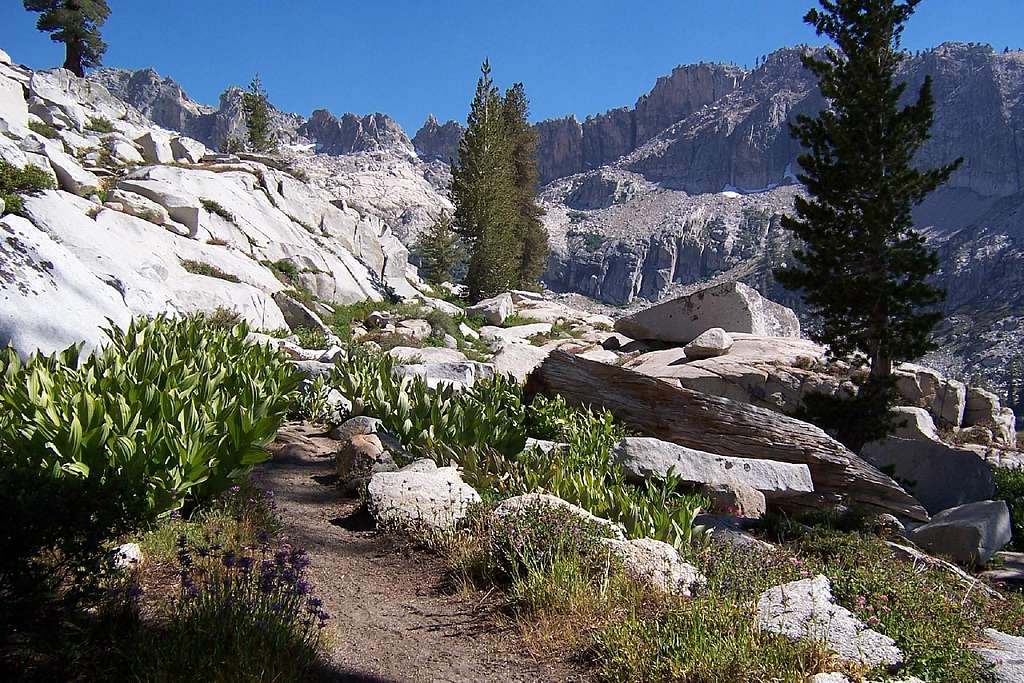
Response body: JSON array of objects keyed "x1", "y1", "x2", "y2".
[{"x1": 253, "y1": 423, "x2": 582, "y2": 683}]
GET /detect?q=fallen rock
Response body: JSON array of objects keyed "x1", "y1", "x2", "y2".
[
  {"x1": 329, "y1": 415, "x2": 383, "y2": 442},
  {"x1": 757, "y1": 574, "x2": 903, "y2": 669},
  {"x1": 860, "y1": 437, "x2": 995, "y2": 515},
  {"x1": 0, "y1": 72, "x2": 29, "y2": 131},
  {"x1": 975, "y1": 628, "x2": 1024, "y2": 683},
  {"x1": 908, "y1": 500, "x2": 1011, "y2": 566},
  {"x1": 612, "y1": 437, "x2": 814, "y2": 497},
  {"x1": 44, "y1": 143, "x2": 100, "y2": 197},
  {"x1": 106, "y1": 137, "x2": 144, "y2": 165},
  {"x1": 107, "y1": 188, "x2": 169, "y2": 224},
  {"x1": 934, "y1": 378, "x2": 967, "y2": 427},
  {"x1": 367, "y1": 460, "x2": 481, "y2": 531},
  {"x1": 135, "y1": 130, "x2": 174, "y2": 164},
  {"x1": 169, "y1": 136, "x2": 207, "y2": 164},
  {"x1": 603, "y1": 537, "x2": 706, "y2": 596},
  {"x1": 615, "y1": 281, "x2": 800, "y2": 343},
  {"x1": 336, "y1": 433, "x2": 398, "y2": 491},
  {"x1": 492, "y1": 342, "x2": 549, "y2": 382},
  {"x1": 494, "y1": 493, "x2": 625, "y2": 540},
  {"x1": 466, "y1": 292, "x2": 513, "y2": 325},
  {"x1": 965, "y1": 387, "x2": 1003, "y2": 427},
  {"x1": 890, "y1": 406, "x2": 940, "y2": 442},
  {"x1": 393, "y1": 361, "x2": 495, "y2": 390},
  {"x1": 702, "y1": 482, "x2": 766, "y2": 519},
  {"x1": 683, "y1": 327, "x2": 734, "y2": 359}
]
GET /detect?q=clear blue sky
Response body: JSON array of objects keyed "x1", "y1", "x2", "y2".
[{"x1": 2, "y1": 1, "x2": 1022, "y2": 134}]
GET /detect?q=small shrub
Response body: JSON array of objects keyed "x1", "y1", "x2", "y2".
[
  {"x1": 181, "y1": 259, "x2": 241, "y2": 283},
  {"x1": 28, "y1": 119, "x2": 59, "y2": 139},
  {"x1": 206, "y1": 237, "x2": 229, "y2": 246},
  {"x1": 203, "y1": 306, "x2": 243, "y2": 330},
  {"x1": 995, "y1": 466, "x2": 1024, "y2": 551},
  {"x1": 200, "y1": 197, "x2": 236, "y2": 223},
  {"x1": 0, "y1": 159, "x2": 56, "y2": 215},
  {"x1": 289, "y1": 376, "x2": 335, "y2": 424},
  {"x1": 292, "y1": 325, "x2": 329, "y2": 350},
  {"x1": 85, "y1": 116, "x2": 116, "y2": 133}
]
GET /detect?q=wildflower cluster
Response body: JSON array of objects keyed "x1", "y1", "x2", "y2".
[{"x1": 172, "y1": 533, "x2": 329, "y2": 660}]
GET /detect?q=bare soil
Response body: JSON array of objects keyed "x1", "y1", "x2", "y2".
[{"x1": 254, "y1": 423, "x2": 586, "y2": 683}]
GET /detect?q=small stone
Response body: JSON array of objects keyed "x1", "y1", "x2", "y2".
[
  {"x1": 112, "y1": 542, "x2": 143, "y2": 569},
  {"x1": 684, "y1": 327, "x2": 734, "y2": 360}
]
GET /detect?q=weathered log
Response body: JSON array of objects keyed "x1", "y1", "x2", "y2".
[{"x1": 526, "y1": 351, "x2": 928, "y2": 521}]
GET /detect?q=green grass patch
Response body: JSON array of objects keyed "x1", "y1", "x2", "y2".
[
  {"x1": 0, "y1": 159, "x2": 56, "y2": 215},
  {"x1": 85, "y1": 116, "x2": 116, "y2": 133},
  {"x1": 181, "y1": 258, "x2": 241, "y2": 283},
  {"x1": 200, "y1": 197, "x2": 236, "y2": 223},
  {"x1": 28, "y1": 119, "x2": 59, "y2": 139}
]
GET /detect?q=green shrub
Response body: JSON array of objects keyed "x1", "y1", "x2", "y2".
[
  {"x1": 203, "y1": 306, "x2": 244, "y2": 330},
  {"x1": 181, "y1": 259, "x2": 241, "y2": 283},
  {"x1": 28, "y1": 119, "x2": 59, "y2": 139},
  {"x1": 85, "y1": 116, "x2": 116, "y2": 133},
  {"x1": 0, "y1": 159, "x2": 56, "y2": 215},
  {"x1": 333, "y1": 346, "x2": 704, "y2": 546},
  {"x1": 0, "y1": 315, "x2": 301, "y2": 517},
  {"x1": 292, "y1": 325, "x2": 328, "y2": 350},
  {"x1": 200, "y1": 197, "x2": 236, "y2": 223},
  {"x1": 995, "y1": 466, "x2": 1024, "y2": 551},
  {"x1": 289, "y1": 376, "x2": 335, "y2": 424}
]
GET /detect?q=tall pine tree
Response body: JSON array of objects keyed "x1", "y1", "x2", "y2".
[
  {"x1": 242, "y1": 75, "x2": 275, "y2": 154},
  {"x1": 502, "y1": 83, "x2": 549, "y2": 289},
  {"x1": 778, "y1": 0, "x2": 961, "y2": 395},
  {"x1": 450, "y1": 60, "x2": 519, "y2": 301},
  {"x1": 23, "y1": 0, "x2": 110, "y2": 77}
]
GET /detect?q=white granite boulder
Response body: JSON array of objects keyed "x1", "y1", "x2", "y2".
[
  {"x1": 367, "y1": 460, "x2": 480, "y2": 531},
  {"x1": 466, "y1": 292, "x2": 514, "y2": 325},
  {"x1": 908, "y1": 500, "x2": 1012, "y2": 566},
  {"x1": 684, "y1": 327, "x2": 734, "y2": 359},
  {"x1": 603, "y1": 537, "x2": 706, "y2": 596}
]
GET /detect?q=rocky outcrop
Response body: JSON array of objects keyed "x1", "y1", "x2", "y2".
[
  {"x1": 300, "y1": 110, "x2": 413, "y2": 156},
  {"x1": 534, "y1": 115, "x2": 584, "y2": 184},
  {"x1": 411, "y1": 114, "x2": 463, "y2": 163}
]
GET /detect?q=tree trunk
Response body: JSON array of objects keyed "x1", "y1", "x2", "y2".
[
  {"x1": 526, "y1": 351, "x2": 928, "y2": 521},
  {"x1": 64, "y1": 39, "x2": 84, "y2": 78}
]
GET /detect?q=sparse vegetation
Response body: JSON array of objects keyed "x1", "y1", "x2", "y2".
[
  {"x1": 200, "y1": 197, "x2": 236, "y2": 223},
  {"x1": 995, "y1": 467, "x2": 1024, "y2": 552},
  {"x1": 181, "y1": 258, "x2": 241, "y2": 283},
  {"x1": 86, "y1": 115, "x2": 116, "y2": 133},
  {"x1": 0, "y1": 158, "x2": 56, "y2": 215},
  {"x1": 28, "y1": 119, "x2": 59, "y2": 139}
]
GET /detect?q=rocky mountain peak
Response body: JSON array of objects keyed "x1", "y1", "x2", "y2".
[
  {"x1": 300, "y1": 110, "x2": 413, "y2": 157},
  {"x1": 412, "y1": 114, "x2": 464, "y2": 163}
]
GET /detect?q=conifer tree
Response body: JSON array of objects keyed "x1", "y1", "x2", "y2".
[
  {"x1": 414, "y1": 211, "x2": 463, "y2": 285},
  {"x1": 242, "y1": 75, "x2": 275, "y2": 154},
  {"x1": 502, "y1": 83, "x2": 549, "y2": 289},
  {"x1": 777, "y1": 0, "x2": 961, "y2": 398},
  {"x1": 23, "y1": 0, "x2": 110, "y2": 77},
  {"x1": 450, "y1": 60, "x2": 519, "y2": 301}
]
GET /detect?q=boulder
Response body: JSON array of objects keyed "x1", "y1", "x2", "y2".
[
  {"x1": 975, "y1": 628, "x2": 1024, "y2": 683},
  {"x1": 702, "y1": 481, "x2": 766, "y2": 518},
  {"x1": 683, "y1": 327, "x2": 734, "y2": 359},
  {"x1": 44, "y1": 143, "x2": 101, "y2": 197},
  {"x1": 135, "y1": 131, "x2": 174, "y2": 164},
  {"x1": 934, "y1": 378, "x2": 967, "y2": 427},
  {"x1": 393, "y1": 361, "x2": 495, "y2": 390},
  {"x1": 458, "y1": 322, "x2": 479, "y2": 340},
  {"x1": 965, "y1": 387, "x2": 1002, "y2": 427},
  {"x1": 577, "y1": 347, "x2": 619, "y2": 364},
  {"x1": 106, "y1": 138, "x2": 144, "y2": 165},
  {"x1": 272, "y1": 291, "x2": 329, "y2": 335},
  {"x1": 757, "y1": 574, "x2": 903, "y2": 669},
  {"x1": 491, "y1": 342, "x2": 549, "y2": 382},
  {"x1": 336, "y1": 433, "x2": 398, "y2": 491},
  {"x1": 480, "y1": 323, "x2": 553, "y2": 346},
  {"x1": 0, "y1": 72, "x2": 29, "y2": 131},
  {"x1": 890, "y1": 406, "x2": 940, "y2": 442},
  {"x1": 396, "y1": 318, "x2": 431, "y2": 340},
  {"x1": 908, "y1": 500, "x2": 1011, "y2": 566},
  {"x1": 106, "y1": 188, "x2": 169, "y2": 224},
  {"x1": 614, "y1": 281, "x2": 800, "y2": 343},
  {"x1": 117, "y1": 178, "x2": 200, "y2": 231},
  {"x1": 111, "y1": 542, "x2": 143, "y2": 570},
  {"x1": 612, "y1": 437, "x2": 814, "y2": 498},
  {"x1": 388, "y1": 346, "x2": 467, "y2": 364},
  {"x1": 169, "y1": 136, "x2": 207, "y2": 164},
  {"x1": 995, "y1": 408, "x2": 1018, "y2": 447},
  {"x1": 860, "y1": 437, "x2": 994, "y2": 515},
  {"x1": 602, "y1": 537, "x2": 706, "y2": 596},
  {"x1": 367, "y1": 460, "x2": 481, "y2": 531},
  {"x1": 466, "y1": 292, "x2": 513, "y2": 325},
  {"x1": 601, "y1": 332, "x2": 633, "y2": 350},
  {"x1": 329, "y1": 415, "x2": 383, "y2": 442},
  {"x1": 494, "y1": 493, "x2": 625, "y2": 540}
]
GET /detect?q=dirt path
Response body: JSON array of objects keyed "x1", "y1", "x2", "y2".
[{"x1": 253, "y1": 423, "x2": 583, "y2": 683}]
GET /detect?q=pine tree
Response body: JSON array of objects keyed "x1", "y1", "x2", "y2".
[
  {"x1": 23, "y1": 0, "x2": 110, "y2": 77},
  {"x1": 502, "y1": 83, "x2": 549, "y2": 289},
  {"x1": 242, "y1": 75, "x2": 275, "y2": 154},
  {"x1": 450, "y1": 60, "x2": 519, "y2": 301},
  {"x1": 777, "y1": 0, "x2": 961, "y2": 399},
  {"x1": 414, "y1": 211, "x2": 463, "y2": 284}
]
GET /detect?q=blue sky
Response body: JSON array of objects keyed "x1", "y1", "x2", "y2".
[{"x1": 2, "y1": 1, "x2": 1022, "y2": 134}]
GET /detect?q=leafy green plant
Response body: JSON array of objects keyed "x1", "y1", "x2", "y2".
[
  {"x1": 1, "y1": 159, "x2": 56, "y2": 215},
  {"x1": 0, "y1": 315, "x2": 302, "y2": 517},
  {"x1": 289, "y1": 376, "x2": 335, "y2": 424},
  {"x1": 292, "y1": 325, "x2": 328, "y2": 350},
  {"x1": 28, "y1": 119, "x2": 60, "y2": 139},
  {"x1": 200, "y1": 197, "x2": 236, "y2": 223},
  {"x1": 333, "y1": 346, "x2": 704, "y2": 546},
  {"x1": 85, "y1": 116, "x2": 116, "y2": 134},
  {"x1": 181, "y1": 259, "x2": 241, "y2": 283},
  {"x1": 995, "y1": 466, "x2": 1024, "y2": 551}
]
